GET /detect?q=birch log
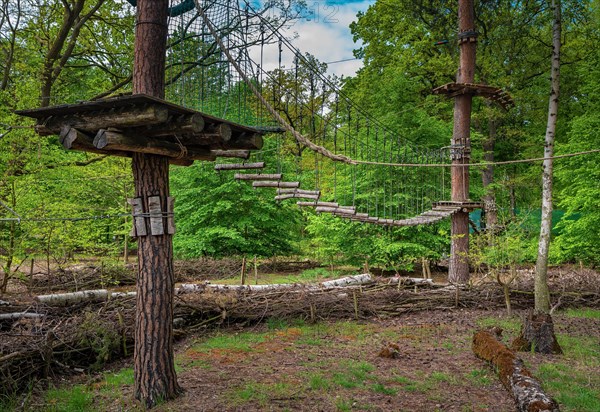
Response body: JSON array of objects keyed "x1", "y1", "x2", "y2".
[
  {"x1": 473, "y1": 330, "x2": 560, "y2": 412},
  {"x1": 33, "y1": 290, "x2": 137, "y2": 306},
  {"x1": 0, "y1": 312, "x2": 44, "y2": 320},
  {"x1": 386, "y1": 277, "x2": 435, "y2": 287},
  {"x1": 178, "y1": 273, "x2": 374, "y2": 294}
]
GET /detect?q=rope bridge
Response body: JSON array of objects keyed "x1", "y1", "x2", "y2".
[{"x1": 163, "y1": 0, "x2": 473, "y2": 226}]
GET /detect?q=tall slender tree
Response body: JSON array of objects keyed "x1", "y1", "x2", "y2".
[{"x1": 535, "y1": 0, "x2": 562, "y2": 314}]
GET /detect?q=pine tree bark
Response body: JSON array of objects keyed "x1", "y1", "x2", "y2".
[
  {"x1": 448, "y1": 0, "x2": 476, "y2": 284},
  {"x1": 132, "y1": 0, "x2": 181, "y2": 407},
  {"x1": 535, "y1": 0, "x2": 561, "y2": 314}
]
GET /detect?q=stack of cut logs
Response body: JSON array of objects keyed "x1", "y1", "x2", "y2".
[{"x1": 17, "y1": 95, "x2": 265, "y2": 166}]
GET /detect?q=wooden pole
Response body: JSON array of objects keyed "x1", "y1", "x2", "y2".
[
  {"x1": 254, "y1": 255, "x2": 258, "y2": 285},
  {"x1": 131, "y1": 0, "x2": 181, "y2": 407},
  {"x1": 448, "y1": 0, "x2": 476, "y2": 284},
  {"x1": 240, "y1": 256, "x2": 247, "y2": 285}
]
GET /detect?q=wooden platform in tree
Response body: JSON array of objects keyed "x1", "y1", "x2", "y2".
[
  {"x1": 16, "y1": 94, "x2": 267, "y2": 166},
  {"x1": 432, "y1": 83, "x2": 514, "y2": 110}
]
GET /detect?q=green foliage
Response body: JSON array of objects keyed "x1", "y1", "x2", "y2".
[
  {"x1": 171, "y1": 159, "x2": 300, "y2": 258},
  {"x1": 562, "y1": 308, "x2": 600, "y2": 320},
  {"x1": 44, "y1": 385, "x2": 94, "y2": 412},
  {"x1": 76, "y1": 311, "x2": 123, "y2": 370},
  {"x1": 553, "y1": 41, "x2": 600, "y2": 265},
  {"x1": 303, "y1": 212, "x2": 448, "y2": 270}
]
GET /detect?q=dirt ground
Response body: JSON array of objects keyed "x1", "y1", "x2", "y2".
[
  {"x1": 3, "y1": 263, "x2": 599, "y2": 411},
  {"x1": 68, "y1": 308, "x2": 595, "y2": 412}
]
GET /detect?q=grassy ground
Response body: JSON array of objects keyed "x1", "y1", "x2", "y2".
[{"x1": 7, "y1": 307, "x2": 599, "y2": 412}]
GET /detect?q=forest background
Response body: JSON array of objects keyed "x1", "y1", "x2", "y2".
[{"x1": 1, "y1": 0, "x2": 599, "y2": 288}]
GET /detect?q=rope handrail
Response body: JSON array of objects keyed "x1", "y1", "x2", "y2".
[{"x1": 193, "y1": 2, "x2": 600, "y2": 170}]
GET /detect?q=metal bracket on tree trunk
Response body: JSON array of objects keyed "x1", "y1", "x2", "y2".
[{"x1": 128, "y1": 196, "x2": 176, "y2": 237}]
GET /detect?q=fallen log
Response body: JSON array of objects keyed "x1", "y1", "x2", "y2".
[
  {"x1": 178, "y1": 273, "x2": 374, "y2": 294},
  {"x1": 385, "y1": 277, "x2": 436, "y2": 287},
  {"x1": 0, "y1": 312, "x2": 45, "y2": 321},
  {"x1": 473, "y1": 330, "x2": 560, "y2": 412},
  {"x1": 33, "y1": 290, "x2": 137, "y2": 306},
  {"x1": 35, "y1": 290, "x2": 113, "y2": 306}
]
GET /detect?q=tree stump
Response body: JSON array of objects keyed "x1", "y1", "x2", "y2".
[{"x1": 511, "y1": 311, "x2": 562, "y2": 355}]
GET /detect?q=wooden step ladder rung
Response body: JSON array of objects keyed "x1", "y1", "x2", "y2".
[
  {"x1": 275, "y1": 194, "x2": 320, "y2": 201},
  {"x1": 316, "y1": 206, "x2": 356, "y2": 215},
  {"x1": 297, "y1": 201, "x2": 338, "y2": 208},
  {"x1": 252, "y1": 181, "x2": 299, "y2": 189},
  {"x1": 214, "y1": 162, "x2": 265, "y2": 171},
  {"x1": 235, "y1": 173, "x2": 282, "y2": 181},
  {"x1": 278, "y1": 189, "x2": 320, "y2": 196}
]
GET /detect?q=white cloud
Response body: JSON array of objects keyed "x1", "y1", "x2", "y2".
[{"x1": 248, "y1": 0, "x2": 374, "y2": 79}]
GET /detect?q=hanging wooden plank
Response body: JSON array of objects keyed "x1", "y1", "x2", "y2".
[
  {"x1": 235, "y1": 173, "x2": 282, "y2": 181},
  {"x1": 274, "y1": 194, "x2": 319, "y2": 201},
  {"x1": 128, "y1": 197, "x2": 147, "y2": 237},
  {"x1": 214, "y1": 162, "x2": 265, "y2": 171},
  {"x1": 296, "y1": 201, "x2": 338, "y2": 207},
  {"x1": 166, "y1": 197, "x2": 175, "y2": 235},
  {"x1": 316, "y1": 206, "x2": 356, "y2": 214},
  {"x1": 377, "y1": 219, "x2": 395, "y2": 225},
  {"x1": 148, "y1": 196, "x2": 164, "y2": 236},
  {"x1": 253, "y1": 181, "x2": 299, "y2": 189},
  {"x1": 211, "y1": 150, "x2": 250, "y2": 159},
  {"x1": 277, "y1": 189, "x2": 320, "y2": 196},
  {"x1": 93, "y1": 129, "x2": 215, "y2": 160},
  {"x1": 36, "y1": 105, "x2": 169, "y2": 136}
]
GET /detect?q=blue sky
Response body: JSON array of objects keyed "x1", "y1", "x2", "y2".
[{"x1": 250, "y1": 0, "x2": 376, "y2": 78}]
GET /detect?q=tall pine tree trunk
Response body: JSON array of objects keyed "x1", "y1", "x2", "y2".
[
  {"x1": 448, "y1": 0, "x2": 476, "y2": 284},
  {"x1": 132, "y1": 0, "x2": 181, "y2": 407},
  {"x1": 535, "y1": 0, "x2": 561, "y2": 314}
]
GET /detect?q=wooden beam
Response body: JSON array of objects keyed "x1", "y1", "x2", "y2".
[
  {"x1": 37, "y1": 105, "x2": 169, "y2": 135},
  {"x1": 93, "y1": 129, "x2": 215, "y2": 161},
  {"x1": 211, "y1": 150, "x2": 250, "y2": 159},
  {"x1": 132, "y1": 113, "x2": 205, "y2": 137},
  {"x1": 59, "y1": 126, "x2": 95, "y2": 150},
  {"x1": 55, "y1": 126, "x2": 199, "y2": 165},
  {"x1": 225, "y1": 132, "x2": 263, "y2": 150}
]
